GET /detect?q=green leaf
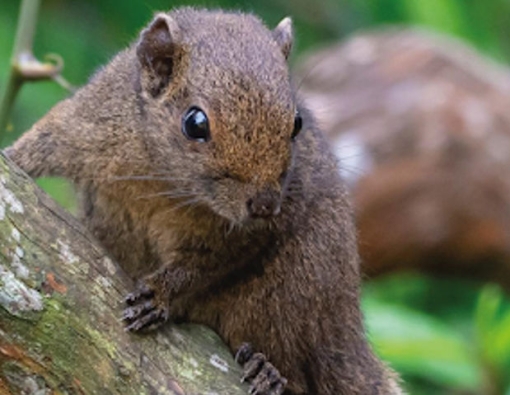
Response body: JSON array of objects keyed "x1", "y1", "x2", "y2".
[
  {"x1": 400, "y1": 0, "x2": 467, "y2": 37},
  {"x1": 36, "y1": 177, "x2": 77, "y2": 213},
  {"x1": 364, "y1": 300, "x2": 481, "y2": 391},
  {"x1": 474, "y1": 285, "x2": 510, "y2": 388}
]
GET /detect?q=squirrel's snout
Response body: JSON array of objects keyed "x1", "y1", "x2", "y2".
[{"x1": 247, "y1": 190, "x2": 281, "y2": 218}]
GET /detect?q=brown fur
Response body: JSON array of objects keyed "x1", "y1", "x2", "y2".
[{"x1": 5, "y1": 8, "x2": 402, "y2": 395}]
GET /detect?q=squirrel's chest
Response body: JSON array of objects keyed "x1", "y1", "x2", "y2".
[{"x1": 82, "y1": 184, "x2": 280, "y2": 274}]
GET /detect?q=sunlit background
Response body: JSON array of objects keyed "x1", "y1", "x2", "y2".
[{"x1": 2, "y1": 1, "x2": 510, "y2": 394}]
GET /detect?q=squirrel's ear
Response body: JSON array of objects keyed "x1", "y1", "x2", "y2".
[
  {"x1": 273, "y1": 17, "x2": 293, "y2": 60},
  {"x1": 136, "y1": 13, "x2": 183, "y2": 97}
]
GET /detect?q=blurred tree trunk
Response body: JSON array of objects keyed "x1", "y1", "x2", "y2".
[
  {"x1": 0, "y1": 153, "x2": 247, "y2": 394},
  {"x1": 296, "y1": 28, "x2": 510, "y2": 288}
]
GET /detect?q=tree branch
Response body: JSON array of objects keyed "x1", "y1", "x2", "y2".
[{"x1": 0, "y1": 152, "x2": 248, "y2": 394}]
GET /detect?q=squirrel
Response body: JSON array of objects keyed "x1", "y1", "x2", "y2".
[{"x1": 5, "y1": 8, "x2": 403, "y2": 395}]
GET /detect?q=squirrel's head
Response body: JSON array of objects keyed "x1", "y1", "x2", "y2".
[{"x1": 134, "y1": 9, "x2": 302, "y2": 225}]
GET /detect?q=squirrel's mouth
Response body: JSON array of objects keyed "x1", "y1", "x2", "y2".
[
  {"x1": 211, "y1": 200, "x2": 281, "y2": 232},
  {"x1": 245, "y1": 188, "x2": 282, "y2": 219},
  {"x1": 204, "y1": 182, "x2": 285, "y2": 228},
  {"x1": 224, "y1": 215, "x2": 276, "y2": 235}
]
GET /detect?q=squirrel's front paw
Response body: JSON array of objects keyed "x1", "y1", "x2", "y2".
[
  {"x1": 123, "y1": 282, "x2": 169, "y2": 332},
  {"x1": 235, "y1": 343, "x2": 287, "y2": 395}
]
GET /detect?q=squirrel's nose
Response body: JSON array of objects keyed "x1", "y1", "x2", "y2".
[{"x1": 247, "y1": 190, "x2": 281, "y2": 218}]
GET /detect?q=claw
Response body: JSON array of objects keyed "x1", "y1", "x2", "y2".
[
  {"x1": 124, "y1": 285, "x2": 154, "y2": 305},
  {"x1": 242, "y1": 353, "x2": 266, "y2": 381},
  {"x1": 124, "y1": 307, "x2": 168, "y2": 332},
  {"x1": 123, "y1": 281, "x2": 169, "y2": 332},
  {"x1": 122, "y1": 300, "x2": 155, "y2": 321},
  {"x1": 235, "y1": 342, "x2": 254, "y2": 365},
  {"x1": 237, "y1": 347, "x2": 287, "y2": 395}
]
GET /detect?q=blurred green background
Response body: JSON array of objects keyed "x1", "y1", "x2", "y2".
[{"x1": 2, "y1": 1, "x2": 510, "y2": 394}]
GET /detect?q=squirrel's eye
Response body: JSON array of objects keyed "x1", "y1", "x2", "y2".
[
  {"x1": 182, "y1": 107, "x2": 211, "y2": 142},
  {"x1": 291, "y1": 112, "x2": 303, "y2": 140}
]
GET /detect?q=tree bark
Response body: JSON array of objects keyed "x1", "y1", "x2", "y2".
[
  {"x1": 0, "y1": 152, "x2": 247, "y2": 394},
  {"x1": 296, "y1": 28, "x2": 510, "y2": 287}
]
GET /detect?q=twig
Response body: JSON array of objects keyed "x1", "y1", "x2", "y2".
[{"x1": 0, "y1": 0, "x2": 63, "y2": 145}]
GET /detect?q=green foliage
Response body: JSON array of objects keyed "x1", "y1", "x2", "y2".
[
  {"x1": 475, "y1": 286, "x2": 510, "y2": 394},
  {"x1": 3, "y1": 1, "x2": 510, "y2": 394},
  {"x1": 366, "y1": 300, "x2": 480, "y2": 391},
  {"x1": 35, "y1": 177, "x2": 76, "y2": 213},
  {"x1": 400, "y1": 0, "x2": 467, "y2": 36},
  {"x1": 364, "y1": 276, "x2": 510, "y2": 394}
]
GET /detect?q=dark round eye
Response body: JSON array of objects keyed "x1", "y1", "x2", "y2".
[
  {"x1": 291, "y1": 112, "x2": 303, "y2": 140},
  {"x1": 182, "y1": 107, "x2": 211, "y2": 142}
]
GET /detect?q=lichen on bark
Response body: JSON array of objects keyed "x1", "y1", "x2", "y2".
[{"x1": 0, "y1": 153, "x2": 248, "y2": 395}]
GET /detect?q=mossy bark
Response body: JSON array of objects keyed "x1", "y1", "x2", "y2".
[{"x1": 0, "y1": 152, "x2": 248, "y2": 395}]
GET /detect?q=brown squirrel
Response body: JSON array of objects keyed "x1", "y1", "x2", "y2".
[{"x1": 5, "y1": 8, "x2": 402, "y2": 395}]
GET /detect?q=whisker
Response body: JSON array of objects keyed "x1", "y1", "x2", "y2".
[
  {"x1": 169, "y1": 197, "x2": 204, "y2": 212},
  {"x1": 226, "y1": 221, "x2": 236, "y2": 236},
  {"x1": 338, "y1": 165, "x2": 368, "y2": 177},
  {"x1": 293, "y1": 60, "x2": 325, "y2": 95},
  {"x1": 135, "y1": 190, "x2": 197, "y2": 200},
  {"x1": 109, "y1": 175, "x2": 191, "y2": 182},
  {"x1": 72, "y1": 175, "x2": 186, "y2": 183},
  {"x1": 110, "y1": 175, "x2": 168, "y2": 181}
]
